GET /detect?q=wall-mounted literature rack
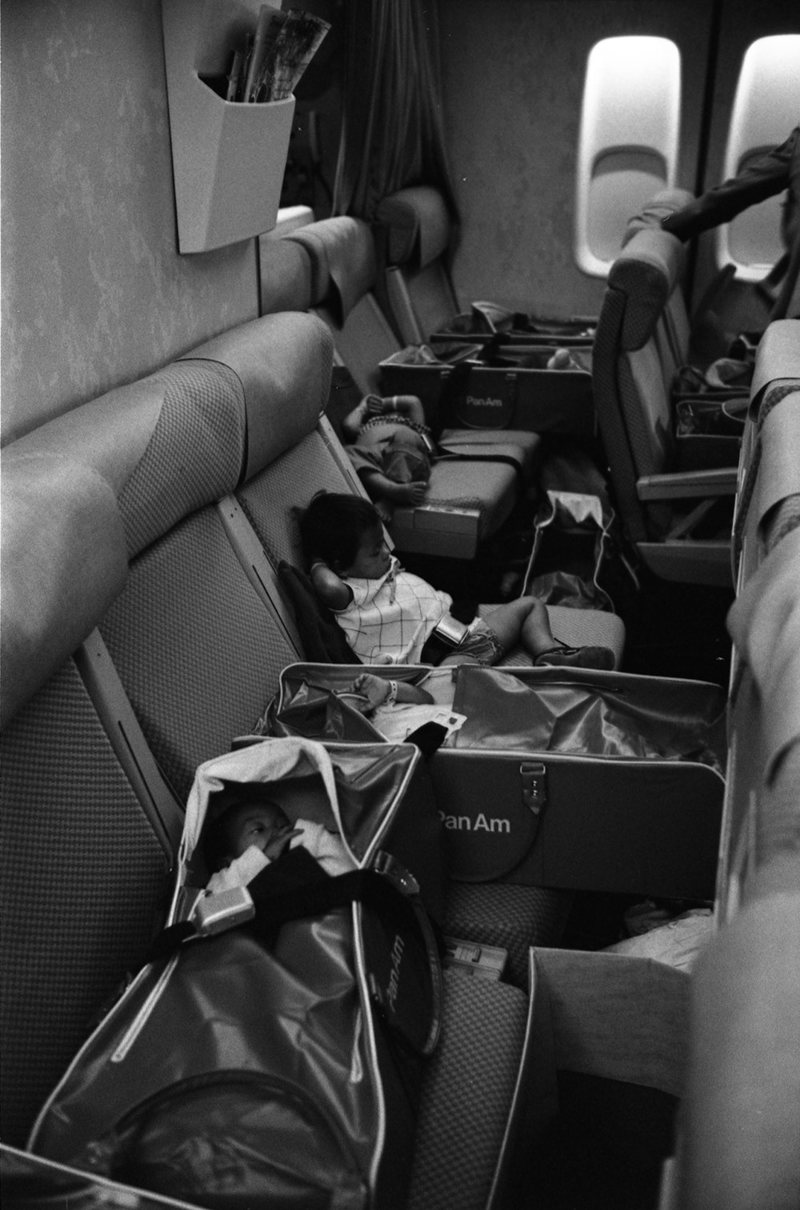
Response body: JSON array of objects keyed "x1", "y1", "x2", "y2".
[{"x1": 162, "y1": 0, "x2": 295, "y2": 254}]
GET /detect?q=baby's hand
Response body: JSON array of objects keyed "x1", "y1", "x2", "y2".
[
  {"x1": 546, "y1": 347, "x2": 573, "y2": 370},
  {"x1": 264, "y1": 825, "x2": 303, "y2": 861},
  {"x1": 352, "y1": 672, "x2": 392, "y2": 712}
]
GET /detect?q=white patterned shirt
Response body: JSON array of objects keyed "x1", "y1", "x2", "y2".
[{"x1": 335, "y1": 556, "x2": 452, "y2": 664}]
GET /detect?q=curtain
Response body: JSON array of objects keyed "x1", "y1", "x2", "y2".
[{"x1": 332, "y1": 0, "x2": 458, "y2": 222}]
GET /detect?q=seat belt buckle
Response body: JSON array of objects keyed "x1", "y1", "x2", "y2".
[
  {"x1": 433, "y1": 615, "x2": 470, "y2": 648},
  {"x1": 194, "y1": 886, "x2": 255, "y2": 935}
]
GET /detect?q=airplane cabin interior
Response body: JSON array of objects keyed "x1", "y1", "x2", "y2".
[{"x1": 1, "y1": 3, "x2": 799, "y2": 1209}]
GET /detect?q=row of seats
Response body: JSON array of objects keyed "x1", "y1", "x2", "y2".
[
  {"x1": 2, "y1": 295, "x2": 796, "y2": 1209},
  {"x1": 1, "y1": 309, "x2": 626, "y2": 1207},
  {"x1": 259, "y1": 202, "x2": 546, "y2": 563},
  {"x1": 359, "y1": 182, "x2": 749, "y2": 591},
  {"x1": 264, "y1": 184, "x2": 752, "y2": 595},
  {"x1": 660, "y1": 319, "x2": 800, "y2": 1208}
]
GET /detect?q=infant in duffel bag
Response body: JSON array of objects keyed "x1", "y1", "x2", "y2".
[{"x1": 28, "y1": 736, "x2": 445, "y2": 1210}]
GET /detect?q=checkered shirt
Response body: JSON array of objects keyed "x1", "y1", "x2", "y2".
[{"x1": 336, "y1": 557, "x2": 452, "y2": 664}]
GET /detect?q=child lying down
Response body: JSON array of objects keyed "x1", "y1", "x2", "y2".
[{"x1": 204, "y1": 785, "x2": 354, "y2": 892}]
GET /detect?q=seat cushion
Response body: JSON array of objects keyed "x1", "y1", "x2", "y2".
[
  {"x1": 440, "y1": 427, "x2": 542, "y2": 478},
  {"x1": 425, "y1": 459, "x2": 518, "y2": 535},
  {"x1": 407, "y1": 969, "x2": 530, "y2": 1210},
  {"x1": 444, "y1": 881, "x2": 572, "y2": 987}
]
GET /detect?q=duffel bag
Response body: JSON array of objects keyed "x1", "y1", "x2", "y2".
[
  {"x1": 29, "y1": 736, "x2": 445, "y2": 1210},
  {"x1": 266, "y1": 664, "x2": 727, "y2": 902}
]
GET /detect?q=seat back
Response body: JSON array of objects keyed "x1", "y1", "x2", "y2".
[
  {"x1": 714, "y1": 35, "x2": 800, "y2": 281},
  {"x1": 623, "y1": 188, "x2": 695, "y2": 380},
  {"x1": 593, "y1": 227, "x2": 736, "y2": 584},
  {"x1": 575, "y1": 36, "x2": 681, "y2": 278},
  {"x1": 97, "y1": 316, "x2": 330, "y2": 800},
  {"x1": 0, "y1": 454, "x2": 183, "y2": 1146},
  {"x1": 664, "y1": 320, "x2": 800, "y2": 1209},
  {"x1": 278, "y1": 214, "x2": 398, "y2": 395},
  {"x1": 375, "y1": 185, "x2": 459, "y2": 345},
  {"x1": 594, "y1": 227, "x2": 683, "y2": 518},
  {"x1": 1, "y1": 316, "x2": 337, "y2": 1140}
]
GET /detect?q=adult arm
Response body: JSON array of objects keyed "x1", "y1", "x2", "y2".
[{"x1": 662, "y1": 127, "x2": 799, "y2": 242}]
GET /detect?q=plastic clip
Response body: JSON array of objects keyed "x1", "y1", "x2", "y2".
[{"x1": 194, "y1": 886, "x2": 255, "y2": 936}]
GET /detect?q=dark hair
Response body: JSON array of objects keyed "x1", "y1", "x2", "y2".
[
  {"x1": 202, "y1": 784, "x2": 287, "y2": 870},
  {"x1": 299, "y1": 492, "x2": 381, "y2": 571}
]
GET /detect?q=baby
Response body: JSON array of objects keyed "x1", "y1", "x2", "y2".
[
  {"x1": 204, "y1": 786, "x2": 353, "y2": 893},
  {"x1": 342, "y1": 393, "x2": 434, "y2": 521}
]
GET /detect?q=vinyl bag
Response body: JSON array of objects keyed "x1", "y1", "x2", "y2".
[
  {"x1": 268, "y1": 664, "x2": 728, "y2": 903},
  {"x1": 29, "y1": 736, "x2": 446, "y2": 1210}
]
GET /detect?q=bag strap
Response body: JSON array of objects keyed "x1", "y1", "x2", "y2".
[{"x1": 146, "y1": 849, "x2": 443, "y2": 1054}]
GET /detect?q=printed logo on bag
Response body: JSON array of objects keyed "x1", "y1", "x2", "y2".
[
  {"x1": 467, "y1": 395, "x2": 507, "y2": 411},
  {"x1": 387, "y1": 932, "x2": 405, "y2": 1013},
  {"x1": 438, "y1": 810, "x2": 511, "y2": 833}
]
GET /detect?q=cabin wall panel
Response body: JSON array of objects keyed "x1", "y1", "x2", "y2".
[
  {"x1": 1, "y1": 0, "x2": 258, "y2": 446},
  {"x1": 437, "y1": 0, "x2": 713, "y2": 320}
]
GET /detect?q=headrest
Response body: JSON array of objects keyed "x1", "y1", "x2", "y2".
[
  {"x1": 1, "y1": 453, "x2": 128, "y2": 730},
  {"x1": 259, "y1": 238, "x2": 315, "y2": 314},
  {"x1": 375, "y1": 187, "x2": 452, "y2": 268},
  {"x1": 608, "y1": 227, "x2": 684, "y2": 349},
  {"x1": 189, "y1": 312, "x2": 334, "y2": 482},
  {"x1": 727, "y1": 526, "x2": 800, "y2": 784},
  {"x1": 750, "y1": 319, "x2": 800, "y2": 406},
  {"x1": 623, "y1": 187, "x2": 695, "y2": 242},
  {"x1": 285, "y1": 217, "x2": 376, "y2": 323},
  {"x1": 9, "y1": 352, "x2": 249, "y2": 559}
]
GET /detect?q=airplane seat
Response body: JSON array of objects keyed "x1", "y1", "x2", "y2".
[
  {"x1": 0, "y1": 315, "x2": 553, "y2": 1202},
  {"x1": 373, "y1": 182, "x2": 597, "y2": 358},
  {"x1": 0, "y1": 455, "x2": 183, "y2": 1147},
  {"x1": 732, "y1": 319, "x2": 800, "y2": 586},
  {"x1": 623, "y1": 188, "x2": 695, "y2": 379},
  {"x1": 374, "y1": 184, "x2": 458, "y2": 346},
  {"x1": 575, "y1": 36, "x2": 681, "y2": 279},
  {"x1": 593, "y1": 227, "x2": 740, "y2": 586},
  {"x1": 663, "y1": 319, "x2": 800, "y2": 1210},
  {"x1": 282, "y1": 214, "x2": 397, "y2": 391},
  {"x1": 263, "y1": 214, "x2": 544, "y2": 562}
]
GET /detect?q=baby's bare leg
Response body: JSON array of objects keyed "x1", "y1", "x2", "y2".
[
  {"x1": 481, "y1": 598, "x2": 615, "y2": 669},
  {"x1": 480, "y1": 597, "x2": 554, "y2": 657}
]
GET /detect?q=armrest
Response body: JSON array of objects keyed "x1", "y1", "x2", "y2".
[{"x1": 637, "y1": 467, "x2": 738, "y2": 501}]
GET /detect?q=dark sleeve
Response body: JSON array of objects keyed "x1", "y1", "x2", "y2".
[
  {"x1": 277, "y1": 560, "x2": 361, "y2": 664},
  {"x1": 661, "y1": 126, "x2": 799, "y2": 242}
]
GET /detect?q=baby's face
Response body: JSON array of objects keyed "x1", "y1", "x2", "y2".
[
  {"x1": 343, "y1": 525, "x2": 393, "y2": 580},
  {"x1": 227, "y1": 801, "x2": 291, "y2": 858}
]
